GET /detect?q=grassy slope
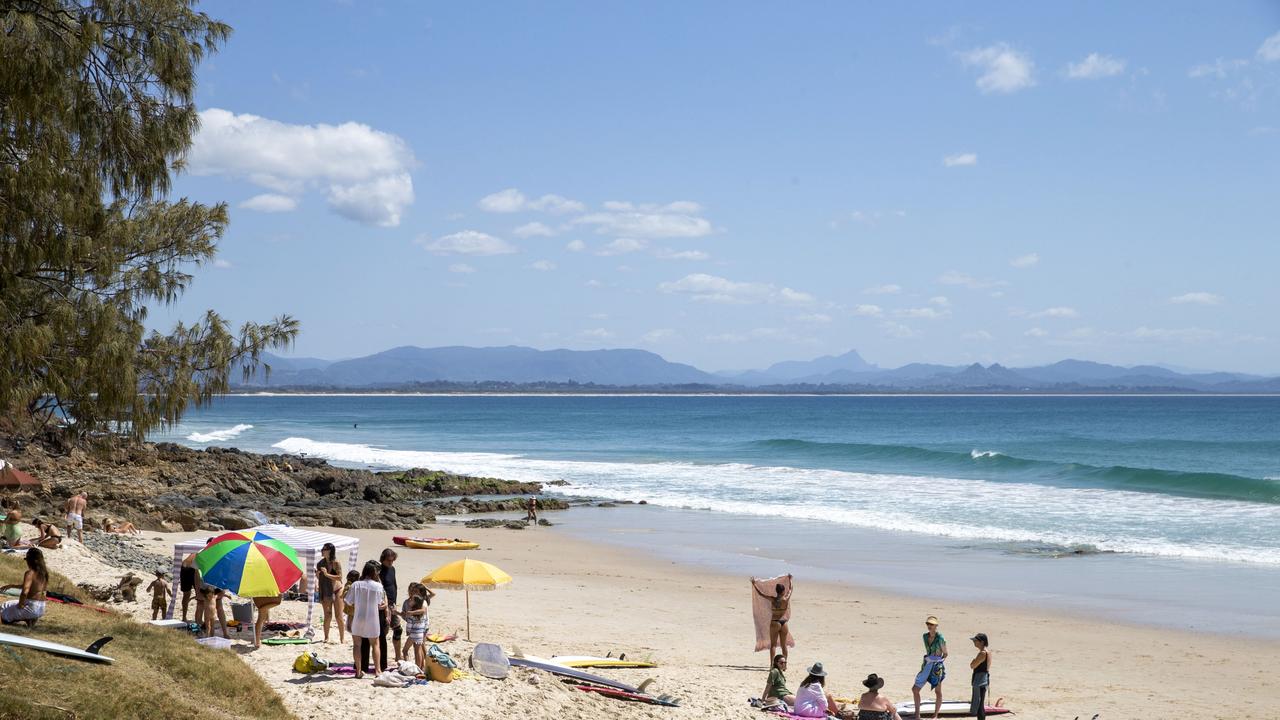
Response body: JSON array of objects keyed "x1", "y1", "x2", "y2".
[{"x1": 0, "y1": 555, "x2": 293, "y2": 720}]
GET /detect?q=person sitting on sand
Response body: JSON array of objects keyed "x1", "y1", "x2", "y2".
[
  {"x1": 912, "y1": 615, "x2": 948, "y2": 720},
  {"x1": 253, "y1": 593, "x2": 282, "y2": 648},
  {"x1": 1, "y1": 500, "x2": 25, "y2": 548},
  {"x1": 793, "y1": 662, "x2": 842, "y2": 718},
  {"x1": 147, "y1": 570, "x2": 171, "y2": 620},
  {"x1": 856, "y1": 673, "x2": 902, "y2": 720},
  {"x1": 31, "y1": 518, "x2": 62, "y2": 549},
  {"x1": 761, "y1": 653, "x2": 795, "y2": 708},
  {"x1": 968, "y1": 633, "x2": 992, "y2": 720},
  {"x1": 0, "y1": 548, "x2": 49, "y2": 626},
  {"x1": 752, "y1": 575, "x2": 793, "y2": 659}
]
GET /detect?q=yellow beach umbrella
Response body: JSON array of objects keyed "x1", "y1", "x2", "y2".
[{"x1": 421, "y1": 558, "x2": 512, "y2": 640}]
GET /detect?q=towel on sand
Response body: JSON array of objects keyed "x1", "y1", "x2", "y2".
[{"x1": 752, "y1": 575, "x2": 796, "y2": 652}]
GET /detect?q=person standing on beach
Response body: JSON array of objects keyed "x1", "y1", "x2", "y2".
[
  {"x1": 63, "y1": 491, "x2": 87, "y2": 543},
  {"x1": 380, "y1": 548, "x2": 402, "y2": 664},
  {"x1": 752, "y1": 575, "x2": 793, "y2": 659},
  {"x1": 146, "y1": 570, "x2": 171, "y2": 620},
  {"x1": 911, "y1": 615, "x2": 948, "y2": 720},
  {"x1": 316, "y1": 542, "x2": 344, "y2": 643},
  {"x1": 526, "y1": 497, "x2": 538, "y2": 523},
  {"x1": 180, "y1": 551, "x2": 202, "y2": 622},
  {"x1": 968, "y1": 633, "x2": 992, "y2": 720},
  {"x1": 348, "y1": 560, "x2": 388, "y2": 679}
]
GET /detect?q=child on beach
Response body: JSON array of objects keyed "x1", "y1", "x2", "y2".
[
  {"x1": 911, "y1": 615, "x2": 948, "y2": 720},
  {"x1": 402, "y1": 595, "x2": 428, "y2": 668},
  {"x1": 146, "y1": 570, "x2": 171, "y2": 620},
  {"x1": 400, "y1": 582, "x2": 435, "y2": 660},
  {"x1": 339, "y1": 569, "x2": 359, "y2": 633},
  {"x1": 199, "y1": 585, "x2": 230, "y2": 639}
]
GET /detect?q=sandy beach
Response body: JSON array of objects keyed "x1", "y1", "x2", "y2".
[{"x1": 31, "y1": 520, "x2": 1273, "y2": 720}]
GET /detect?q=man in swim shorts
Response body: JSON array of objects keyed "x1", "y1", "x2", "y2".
[
  {"x1": 180, "y1": 552, "x2": 202, "y2": 622},
  {"x1": 911, "y1": 615, "x2": 948, "y2": 719},
  {"x1": 63, "y1": 492, "x2": 87, "y2": 543}
]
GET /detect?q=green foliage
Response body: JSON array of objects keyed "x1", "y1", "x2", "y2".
[{"x1": 0, "y1": 0, "x2": 297, "y2": 441}]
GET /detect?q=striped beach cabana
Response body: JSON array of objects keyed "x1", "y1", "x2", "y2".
[{"x1": 166, "y1": 524, "x2": 360, "y2": 634}]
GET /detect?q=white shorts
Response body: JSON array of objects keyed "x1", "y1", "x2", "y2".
[
  {"x1": 1, "y1": 599, "x2": 46, "y2": 624},
  {"x1": 66, "y1": 513, "x2": 82, "y2": 529}
]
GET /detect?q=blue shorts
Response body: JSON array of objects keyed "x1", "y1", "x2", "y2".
[{"x1": 914, "y1": 658, "x2": 946, "y2": 689}]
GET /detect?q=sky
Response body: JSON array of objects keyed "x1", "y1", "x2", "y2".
[{"x1": 154, "y1": 1, "x2": 1280, "y2": 374}]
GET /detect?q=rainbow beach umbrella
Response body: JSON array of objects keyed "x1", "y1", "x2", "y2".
[{"x1": 195, "y1": 531, "x2": 304, "y2": 598}]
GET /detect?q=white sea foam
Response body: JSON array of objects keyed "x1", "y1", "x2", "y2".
[
  {"x1": 272, "y1": 436, "x2": 1280, "y2": 566},
  {"x1": 970, "y1": 449, "x2": 1005, "y2": 459},
  {"x1": 187, "y1": 423, "x2": 254, "y2": 443}
]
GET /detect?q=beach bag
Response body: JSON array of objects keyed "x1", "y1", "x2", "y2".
[
  {"x1": 293, "y1": 652, "x2": 328, "y2": 673},
  {"x1": 425, "y1": 643, "x2": 456, "y2": 683}
]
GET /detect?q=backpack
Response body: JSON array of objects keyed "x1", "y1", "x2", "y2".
[{"x1": 293, "y1": 652, "x2": 329, "y2": 673}]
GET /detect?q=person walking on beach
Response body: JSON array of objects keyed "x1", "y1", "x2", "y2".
[
  {"x1": 63, "y1": 491, "x2": 87, "y2": 543},
  {"x1": 0, "y1": 548, "x2": 48, "y2": 626},
  {"x1": 348, "y1": 560, "x2": 388, "y2": 679},
  {"x1": 752, "y1": 575, "x2": 793, "y2": 659},
  {"x1": 316, "y1": 542, "x2": 344, "y2": 643},
  {"x1": 526, "y1": 497, "x2": 538, "y2": 523},
  {"x1": 856, "y1": 673, "x2": 903, "y2": 720},
  {"x1": 968, "y1": 633, "x2": 992, "y2": 720},
  {"x1": 911, "y1": 615, "x2": 948, "y2": 720}
]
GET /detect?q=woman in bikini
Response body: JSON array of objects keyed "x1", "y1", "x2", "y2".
[
  {"x1": 753, "y1": 576, "x2": 793, "y2": 659},
  {"x1": 316, "y1": 542, "x2": 345, "y2": 643},
  {"x1": 0, "y1": 548, "x2": 49, "y2": 626},
  {"x1": 856, "y1": 673, "x2": 903, "y2": 720}
]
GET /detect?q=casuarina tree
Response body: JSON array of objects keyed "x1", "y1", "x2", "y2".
[{"x1": 0, "y1": 0, "x2": 298, "y2": 441}]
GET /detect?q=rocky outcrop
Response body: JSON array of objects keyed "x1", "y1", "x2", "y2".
[{"x1": 0, "y1": 440, "x2": 567, "y2": 532}]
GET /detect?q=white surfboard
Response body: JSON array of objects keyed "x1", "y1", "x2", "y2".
[
  {"x1": 0, "y1": 631, "x2": 114, "y2": 664},
  {"x1": 896, "y1": 700, "x2": 1011, "y2": 716},
  {"x1": 148, "y1": 619, "x2": 189, "y2": 630},
  {"x1": 550, "y1": 654, "x2": 658, "y2": 668}
]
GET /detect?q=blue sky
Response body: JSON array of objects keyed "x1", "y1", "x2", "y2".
[{"x1": 155, "y1": 1, "x2": 1280, "y2": 373}]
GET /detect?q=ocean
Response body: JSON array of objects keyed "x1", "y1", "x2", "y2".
[{"x1": 152, "y1": 394, "x2": 1280, "y2": 634}]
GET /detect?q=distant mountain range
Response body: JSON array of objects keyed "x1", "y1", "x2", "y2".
[{"x1": 235, "y1": 346, "x2": 1280, "y2": 393}]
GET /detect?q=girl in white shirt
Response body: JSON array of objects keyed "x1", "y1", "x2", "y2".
[{"x1": 346, "y1": 561, "x2": 387, "y2": 679}]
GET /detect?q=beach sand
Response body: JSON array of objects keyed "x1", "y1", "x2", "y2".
[{"x1": 36, "y1": 524, "x2": 1280, "y2": 720}]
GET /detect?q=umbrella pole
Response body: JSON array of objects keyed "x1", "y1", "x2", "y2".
[{"x1": 465, "y1": 589, "x2": 471, "y2": 641}]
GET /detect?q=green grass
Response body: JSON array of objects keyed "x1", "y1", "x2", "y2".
[{"x1": 0, "y1": 555, "x2": 293, "y2": 720}]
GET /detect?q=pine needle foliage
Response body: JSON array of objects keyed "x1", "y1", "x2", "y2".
[{"x1": 0, "y1": 0, "x2": 298, "y2": 442}]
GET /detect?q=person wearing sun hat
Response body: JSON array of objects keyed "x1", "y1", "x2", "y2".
[
  {"x1": 793, "y1": 662, "x2": 843, "y2": 718},
  {"x1": 968, "y1": 633, "x2": 992, "y2": 720},
  {"x1": 856, "y1": 673, "x2": 903, "y2": 720},
  {"x1": 911, "y1": 615, "x2": 948, "y2": 720}
]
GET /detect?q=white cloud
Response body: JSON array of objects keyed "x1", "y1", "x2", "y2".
[
  {"x1": 863, "y1": 284, "x2": 901, "y2": 295},
  {"x1": 530, "y1": 260, "x2": 556, "y2": 271},
  {"x1": 477, "y1": 189, "x2": 585, "y2": 215},
  {"x1": 1188, "y1": 58, "x2": 1248, "y2": 79},
  {"x1": 1025, "y1": 327, "x2": 1049, "y2": 338},
  {"x1": 1065, "y1": 53, "x2": 1126, "y2": 79},
  {"x1": 513, "y1": 221, "x2": 556, "y2": 238},
  {"x1": 895, "y1": 307, "x2": 950, "y2": 320},
  {"x1": 852, "y1": 304, "x2": 884, "y2": 317},
  {"x1": 585, "y1": 279, "x2": 603, "y2": 288},
  {"x1": 448, "y1": 263, "x2": 476, "y2": 274},
  {"x1": 642, "y1": 328, "x2": 677, "y2": 343},
  {"x1": 658, "y1": 273, "x2": 814, "y2": 305},
  {"x1": 565, "y1": 239, "x2": 587, "y2": 252},
  {"x1": 881, "y1": 321, "x2": 918, "y2": 339},
  {"x1": 1169, "y1": 291, "x2": 1222, "y2": 306},
  {"x1": 654, "y1": 248, "x2": 710, "y2": 261},
  {"x1": 239, "y1": 193, "x2": 298, "y2": 213},
  {"x1": 420, "y1": 230, "x2": 516, "y2": 256},
  {"x1": 929, "y1": 296, "x2": 950, "y2": 307},
  {"x1": 795, "y1": 313, "x2": 832, "y2": 324},
  {"x1": 943, "y1": 153, "x2": 978, "y2": 167},
  {"x1": 581, "y1": 328, "x2": 615, "y2": 340},
  {"x1": 1031, "y1": 306, "x2": 1079, "y2": 319},
  {"x1": 188, "y1": 108, "x2": 415, "y2": 227},
  {"x1": 960, "y1": 43, "x2": 1036, "y2": 94},
  {"x1": 939, "y1": 270, "x2": 1002, "y2": 289},
  {"x1": 212, "y1": 258, "x2": 233, "y2": 269},
  {"x1": 595, "y1": 238, "x2": 648, "y2": 256},
  {"x1": 1127, "y1": 326, "x2": 1218, "y2": 344},
  {"x1": 573, "y1": 201, "x2": 713, "y2": 238},
  {"x1": 962, "y1": 330, "x2": 993, "y2": 341},
  {"x1": 1258, "y1": 31, "x2": 1280, "y2": 62},
  {"x1": 1010, "y1": 253, "x2": 1039, "y2": 268}
]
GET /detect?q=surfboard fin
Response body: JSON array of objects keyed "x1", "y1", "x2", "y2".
[
  {"x1": 637, "y1": 678, "x2": 655, "y2": 693},
  {"x1": 85, "y1": 636, "x2": 113, "y2": 656}
]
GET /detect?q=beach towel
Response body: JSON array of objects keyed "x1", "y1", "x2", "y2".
[{"x1": 752, "y1": 575, "x2": 796, "y2": 652}]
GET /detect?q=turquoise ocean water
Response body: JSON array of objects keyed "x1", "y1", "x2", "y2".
[{"x1": 153, "y1": 395, "x2": 1280, "y2": 632}]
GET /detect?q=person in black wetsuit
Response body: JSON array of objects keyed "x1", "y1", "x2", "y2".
[{"x1": 969, "y1": 633, "x2": 992, "y2": 720}]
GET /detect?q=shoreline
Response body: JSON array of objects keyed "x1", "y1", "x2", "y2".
[{"x1": 108, "y1": 520, "x2": 1279, "y2": 720}]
